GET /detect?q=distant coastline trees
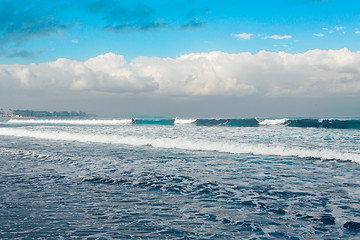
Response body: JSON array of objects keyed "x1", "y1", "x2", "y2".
[{"x1": 9, "y1": 110, "x2": 91, "y2": 118}]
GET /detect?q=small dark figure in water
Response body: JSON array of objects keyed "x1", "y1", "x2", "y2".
[{"x1": 131, "y1": 118, "x2": 135, "y2": 124}]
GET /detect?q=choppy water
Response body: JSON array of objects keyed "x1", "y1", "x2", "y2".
[{"x1": 1, "y1": 118, "x2": 360, "y2": 239}]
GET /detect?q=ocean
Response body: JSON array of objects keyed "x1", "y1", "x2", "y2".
[{"x1": 1, "y1": 117, "x2": 360, "y2": 239}]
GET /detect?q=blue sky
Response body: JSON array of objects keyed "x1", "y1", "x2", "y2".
[
  {"x1": 1, "y1": 0, "x2": 360, "y2": 117},
  {"x1": 1, "y1": 0, "x2": 360, "y2": 64}
]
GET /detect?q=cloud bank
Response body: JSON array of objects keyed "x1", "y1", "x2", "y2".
[{"x1": 1, "y1": 49, "x2": 360, "y2": 101}]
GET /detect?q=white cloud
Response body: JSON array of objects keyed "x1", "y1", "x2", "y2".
[
  {"x1": 72, "y1": 39, "x2": 78, "y2": 43},
  {"x1": 1, "y1": 49, "x2": 360, "y2": 100},
  {"x1": 335, "y1": 26, "x2": 345, "y2": 31},
  {"x1": 356, "y1": 31, "x2": 360, "y2": 34},
  {"x1": 232, "y1": 33, "x2": 253, "y2": 40},
  {"x1": 273, "y1": 44, "x2": 289, "y2": 48},
  {"x1": 264, "y1": 35, "x2": 292, "y2": 40},
  {"x1": 313, "y1": 33, "x2": 325, "y2": 37}
]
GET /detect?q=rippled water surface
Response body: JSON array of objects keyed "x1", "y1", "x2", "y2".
[{"x1": 1, "y1": 119, "x2": 360, "y2": 239}]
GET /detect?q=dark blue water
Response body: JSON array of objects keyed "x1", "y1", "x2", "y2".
[
  {"x1": 1, "y1": 134, "x2": 360, "y2": 239},
  {"x1": 130, "y1": 117, "x2": 360, "y2": 129}
]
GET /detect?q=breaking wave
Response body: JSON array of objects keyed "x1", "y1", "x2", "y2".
[
  {"x1": 174, "y1": 118, "x2": 196, "y2": 124},
  {"x1": 0, "y1": 127, "x2": 358, "y2": 163},
  {"x1": 258, "y1": 118, "x2": 288, "y2": 125},
  {"x1": 7, "y1": 119, "x2": 132, "y2": 125},
  {"x1": 6, "y1": 118, "x2": 360, "y2": 129},
  {"x1": 195, "y1": 118, "x2": 259, "y2": 127},
  {"x1": 133, "y1": 119, "x2": 175, "y2": 125},
  {"x1": 285, "y1": 119, "x2": 360, "y2": 129}
]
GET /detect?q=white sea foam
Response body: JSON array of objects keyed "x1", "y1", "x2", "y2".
[
  {"x1": 7, "y1": 119, "x2": 132, "y2": 125},
  {"x1": 0, "y1": 127, "x2": 359, "y2": 163},
  {"x1": 258, "y1": 118, "x2": 288, "y2": 125},
  {"x1": 174, "y1": 118, "x2": 196, "y2": 124}
]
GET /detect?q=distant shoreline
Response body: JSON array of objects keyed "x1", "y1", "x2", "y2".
[
  {"x1": 0, "y1": 116, "x2": 93, "y2": 119},
  {"x1": 0, "y1": 110, "x2": 97, "y2": 119}
]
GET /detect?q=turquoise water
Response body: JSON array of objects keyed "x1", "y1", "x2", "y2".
[{"x1": 1, "y1": 118, "x2": 360, "y2": 239}]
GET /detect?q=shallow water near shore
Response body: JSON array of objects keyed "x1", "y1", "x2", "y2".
[{"x1": 1, "y1": 118, "x2": 360, "y2": 239}]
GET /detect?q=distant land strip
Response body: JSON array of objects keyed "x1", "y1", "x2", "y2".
[{"x1": 0, "y1": 110, "x2": 96, "y2": 118}]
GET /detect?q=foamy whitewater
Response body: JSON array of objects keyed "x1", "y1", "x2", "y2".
[{"x1": 1, "y1": 117, "x2": 360, "y2": 239}]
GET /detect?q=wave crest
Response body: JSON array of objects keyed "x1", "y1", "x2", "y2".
[
  {"x1": 0, "y1": 128, "x2": 358, "y2": 163},
  {"x1": 258, "y1": 119, "x2": 288, "y2": 125},
  {"x1": 7, "y1": 119, "x2": 132, "y2": 125},
  {"x1": 6, "y1": 118, "x2": 360, "y2": 129}
]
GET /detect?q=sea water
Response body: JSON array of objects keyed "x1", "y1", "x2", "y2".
[{"x1": 0, "y1": 118, "x2": 360, "y2": 239}]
